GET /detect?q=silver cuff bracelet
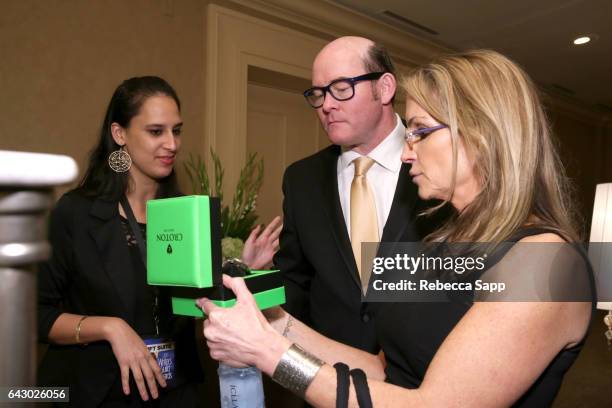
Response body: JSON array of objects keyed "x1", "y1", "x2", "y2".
[{"x1": 272, "y1": 343, "x2": 325, "y2": 397}]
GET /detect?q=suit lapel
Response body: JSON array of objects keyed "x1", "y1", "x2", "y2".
[
  {"x1": 318, "y1": 147, "x2": 362, "y2": 290},
  {"x1": 89, "y1": 199, "x2": 135, "y2": 323},
  {"x1": 380, "y1": 163, "x2": 418, "y2": 244}
]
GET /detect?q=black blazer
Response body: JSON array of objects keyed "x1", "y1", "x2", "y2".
[
  {"x1": 274, "y1": 145, "x2": 428, "y2": 353},
  {"x1": 37, "y1": 191, "x2": 202, "y2": 407}
]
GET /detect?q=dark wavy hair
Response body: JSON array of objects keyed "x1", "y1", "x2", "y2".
[{"x1": 78, "y1": 76, "x2": 182, "y2": 201}]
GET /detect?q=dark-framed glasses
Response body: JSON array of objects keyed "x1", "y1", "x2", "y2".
[
  {"x1": 404, "y1": 124, "x2": 448, "y2": 148},
  {"x1": 303, "y1": 72, "x2": 385, "y2": 108}
]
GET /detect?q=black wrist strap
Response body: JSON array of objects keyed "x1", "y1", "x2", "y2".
[
  {"x1": 334, "y1": 362, "x2": 350, "y2": 408},
  {"x1": 349, "y1": 368, "x2": 373, "y2": 408}
]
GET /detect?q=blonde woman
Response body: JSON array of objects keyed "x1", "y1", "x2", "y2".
[{"x1": 197, "y1": 50, "x2": 594, "y2": 407}]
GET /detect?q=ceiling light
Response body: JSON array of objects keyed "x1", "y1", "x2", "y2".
[{"x1": 573, "y1": 36, "x2": 591, "y2": 45}]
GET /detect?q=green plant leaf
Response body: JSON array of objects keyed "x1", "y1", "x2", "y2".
[{"x1": 182, "y1": 150, "x2": 264, "y2": 240}]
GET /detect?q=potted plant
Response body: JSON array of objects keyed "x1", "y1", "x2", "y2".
[{"x1": 183, "y1": 149, "x2": 264, "y2": 259}]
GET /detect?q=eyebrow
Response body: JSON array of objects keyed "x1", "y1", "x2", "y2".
[
  {"x1": 146, "y1": 122, "x2": 183, "y2": 128},
  {"x1": 405, "y1": 116, "x2": 429, "y2": 127},
  {"x1": 311, "y1": 76, "x2": 352, "y2": 88}
]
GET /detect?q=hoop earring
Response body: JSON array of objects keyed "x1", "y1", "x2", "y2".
[{"x1": 108, "y1": 146, "x2": 131, "y2": 173}]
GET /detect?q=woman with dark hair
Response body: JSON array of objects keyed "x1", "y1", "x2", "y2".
[
  {"x1": 37, "y1": 76, "x2": 280, "y2": 406},
  {"x1": 78, "y1": 76, "x2": 184, "y2": 203}
]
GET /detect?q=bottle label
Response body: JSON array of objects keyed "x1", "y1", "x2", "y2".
[{"x1": 218, "y1": 364, "x2": 265, "y2": 408}]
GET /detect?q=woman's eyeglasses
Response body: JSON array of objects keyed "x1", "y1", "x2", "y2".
[{"x1": 404, "y1": 124, "x2": 448, "y2": 148}]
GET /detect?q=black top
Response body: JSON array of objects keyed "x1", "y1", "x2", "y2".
[
  {"x1": 376, "y1": 228, "x2": 594, "y2": 407},
  {"x1": 37, "y1": 191, "x2": 202, "y2": 407}
]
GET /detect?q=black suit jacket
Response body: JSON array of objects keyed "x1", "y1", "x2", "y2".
[
  {"x1": 37, "y1": 191, "x2": 202, "y2": 407},
  {"x1": 274, "y1": 145, "x2": 425, "y2": 353}
]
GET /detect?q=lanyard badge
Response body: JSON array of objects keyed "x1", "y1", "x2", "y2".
[{"x1": 144, "y1": 337, "x2": 178, "y2": 387}]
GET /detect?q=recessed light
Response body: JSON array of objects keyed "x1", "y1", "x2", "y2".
[{"x1": 573, "y1": 36, "x2": 591, "y2": 45}]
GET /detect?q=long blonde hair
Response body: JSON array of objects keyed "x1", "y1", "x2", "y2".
[{"x1": 403, "y1": 50, "x2": 579, "y2": 243}]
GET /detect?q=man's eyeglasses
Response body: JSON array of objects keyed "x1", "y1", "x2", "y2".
[
  {"x1": 404, "y1": 124, "x2": 448, "y2": 148},
  {"x1": 303, "y1": 72, "x2": 385, "y2": 108}
]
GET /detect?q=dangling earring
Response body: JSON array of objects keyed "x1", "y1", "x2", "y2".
[
  {"x1": 108, "y1": 146, "x2": 131, "y2": 173},
  {"x1": 604, "y1": 310, "x2": 612, "y2": 350}
]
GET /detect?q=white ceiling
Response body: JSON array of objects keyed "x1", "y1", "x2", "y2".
[{"x1": 332, "y1": 0, "x2": 612, "y2": 114}]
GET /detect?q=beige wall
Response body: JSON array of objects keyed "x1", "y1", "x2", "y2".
[
  {"x1": 1, "y1": 0, "x2": 610, "y2": 226},
  {"x1": 0, "y1": 0, "x2": 208, "y2": 195}
]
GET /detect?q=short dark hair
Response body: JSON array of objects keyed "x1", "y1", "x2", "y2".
[
  {"x1": 363, "y1": 42, "x2": 396, "y2": 102},
  {"x1": 363, "y1": 42, "x2": 396, "y2": 76},
  {"x1": 78, "y1": 76, "x2": 182, "y2": 201}
]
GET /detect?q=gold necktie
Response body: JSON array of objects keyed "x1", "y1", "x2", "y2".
[{"x1": 350, "y1": 156, "x2": 379, "y2": 291}]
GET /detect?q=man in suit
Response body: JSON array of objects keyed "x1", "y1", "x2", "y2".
[{"x1": 274, "y1": 36, "x2": 424, "y2": 353}]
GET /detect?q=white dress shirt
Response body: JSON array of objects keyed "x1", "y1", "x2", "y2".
[{"x1": 337, "y1": 114, "x2": 405, "y2": 239}]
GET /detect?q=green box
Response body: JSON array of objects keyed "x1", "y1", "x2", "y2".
[
  {"x1": 170, "y1": 270, "x2": 286, "y2": 317},
  {"x1": 146, "y1": 195, "x2": 285, "y2": 316},
  {"x1": 147, "y1": 195, "x2": 222, "y2": 288}
]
